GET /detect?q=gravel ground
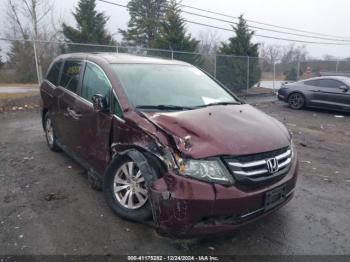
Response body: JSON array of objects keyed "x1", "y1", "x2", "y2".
[{"x1": 0, "y1": 100, "x2": 349, "y2": 256}]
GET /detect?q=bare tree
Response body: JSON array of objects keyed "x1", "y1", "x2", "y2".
[
  {"x1": 198, "y1": 30, "x2": 219, "y2": 55},
  {"x1": 5, "y1": 0, "x2": 56, "y2": 39},
  {"x1": 323, "y1": 54, "x2": 337, "y2": 61},
  {"x1": 5, "y1": 0, "x2": 27, "y2": 38},
  {"x1": 5, "y1": 0, "x2": 58, "y2": 83},
  {"x1": 259, "y1": 43, "x2": 283, "y2": 72},
  {"x1": 260, "y1": 43, "x2": 282, "y2": 63},
  {"x1": 196, "y1": 30, "x2": 220, "y2": 76},
  {"x1": 280, "y1": 44, "x2": 308, "y2": 64},
  {"x1": 276, "y1": 44, "x2": 308, "y2": 77}
]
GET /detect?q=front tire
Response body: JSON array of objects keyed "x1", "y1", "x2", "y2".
[
  {"x1": 103, "y1": 155, "x2": 156, "y2": 222},
  {"x1": 44, "y1": 114, "x2": 60, "y2": 151},
  {"x1": 288, "y1": 93, "x2": 305, "y2": 110}
]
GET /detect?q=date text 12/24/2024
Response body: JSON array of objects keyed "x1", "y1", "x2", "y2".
[{"x1": 127, "y1": 256, "x2": 219, "y2": 261}]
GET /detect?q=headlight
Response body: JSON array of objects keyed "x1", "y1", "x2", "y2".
[{"x1": 179, "y1": 159, "x2": 233, "y2": 185}]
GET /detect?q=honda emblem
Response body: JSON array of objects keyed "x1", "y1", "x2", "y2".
[{"x1": 266, "y1": 158, "x2": 279, "y2": 174}]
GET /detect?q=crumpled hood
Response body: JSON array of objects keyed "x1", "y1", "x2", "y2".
[{"x1": 144, "y1": 104, "x2": 291, "y2": 159}]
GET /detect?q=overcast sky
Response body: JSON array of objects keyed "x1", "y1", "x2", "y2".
[{"x1": 3, "y1": 0, "x2": 350, "y2": 59}]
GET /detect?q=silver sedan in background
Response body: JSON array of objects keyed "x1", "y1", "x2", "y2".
[{"x1": 278, "y1": 76, "x2": 350, "y2": 112}]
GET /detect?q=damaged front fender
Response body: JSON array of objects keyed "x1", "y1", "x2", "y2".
[
  {"x1": 108, "y1": 110, "x2": 217, "y2": 237},
  {"x1": 109, "y1": 148, "x2": 217, "y2": 237},
  {"x1": 111, "y1": 110, "x2": 180, "y2": 172}
]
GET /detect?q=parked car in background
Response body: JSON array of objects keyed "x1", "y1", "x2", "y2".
[
  {"x1": 41, "y1": 53, "x2": 298, "y2": 237},
  {"x1": 278, "y1": 76, "x2": 350, "y2": 112},
  {"x1": 319, "y1": 71, "x2": 350, "y2": 77}
]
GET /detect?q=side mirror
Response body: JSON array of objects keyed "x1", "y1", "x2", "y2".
[
  {"x1": 92, "y1": 94, "x2": 109, "y2": 112},
  {"x1": 339, "y1": 85, "x2": 349, "y2": 92}
]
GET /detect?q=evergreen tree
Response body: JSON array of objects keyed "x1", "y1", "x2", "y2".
[
  {"x1": 152, "y1": 0, "x2": 200, "y2": 64},
  {"x1": 0, "y1": 48, "x2": 3, "y2": 70},
  {"x1": 7, "y1": 39, "x2": 36, "y2": 83},
  {"x1": 285, "y1": 67, "x2": 298, "y2": 81},
  {"x1": 217, "y1": 15, "x2": 261, "y2": 92},
  {"x1": 120, "y1": 0, "x2": 168, "y2": 47},
  {"x1": 62, "y1": 0, "x2": 115, "y2": 52}
]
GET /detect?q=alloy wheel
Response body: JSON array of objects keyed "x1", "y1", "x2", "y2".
[
  {"x1": 45, "y1": 118, "x2": 54, "y2": 146},
  {"x1": 113, "y1": 161, "x2": 148, "y2": 210},
  {"x1": 289, "y1": 93, "x2": 304, "y2": 109}
]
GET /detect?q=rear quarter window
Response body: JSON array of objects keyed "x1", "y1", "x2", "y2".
[
  {"x1": 60, "y1": 60, "x2": 83, "y2": 93},
  {"x1": 46, "y1": 61, "x2": 62, "y2": 86},
  {"x1": 304, "y1": 80, "x2": 318, "y2": 86}
]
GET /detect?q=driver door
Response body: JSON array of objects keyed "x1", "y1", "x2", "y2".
[
  {"x1": 312, "y1": 79, "x2": 350, "y2": 111},
  {"x1": 74, "y1": 62, "x2": 114, "y2": 174}
]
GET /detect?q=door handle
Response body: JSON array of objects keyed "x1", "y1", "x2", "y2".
[
  {"x1": 64, "y1": 107, "x2": 71, "y2": 118},
  {"x1": 67, "y1": 107, "x2": 82, "y2": 120}
]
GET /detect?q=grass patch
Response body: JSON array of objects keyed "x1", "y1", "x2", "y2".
[
  {"x1": 260, "y1": 76, "x2": 286, "y2": 81},
  {"x1": 0, "y1": 92, "x2": 39, "y2": 101},
  {"x1": 0, "y1": 83, "x2": 38, "y2": 88}
]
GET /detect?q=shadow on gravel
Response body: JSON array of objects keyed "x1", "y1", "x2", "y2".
[{"x1": 280, "y1": 103, "x2": 350, "y2": 117}]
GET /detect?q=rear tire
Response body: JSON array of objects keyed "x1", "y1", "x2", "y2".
[
  {"x1": 103, "y1": 155, "x2": 157, "y2": 222},
  {"x1": 288, "y1": 93, "x2": 305, "y2": 110},
  {"x1": 44, "y1": 114, "x2": 60, "y2": 152}
]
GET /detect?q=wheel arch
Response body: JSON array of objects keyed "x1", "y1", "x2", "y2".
[
  {"x1": 110, "y1": 141, "x2": 174, "y2": 174},
  {"x1": 107, "y1": 147, "x2": 167, "y2": 187}
]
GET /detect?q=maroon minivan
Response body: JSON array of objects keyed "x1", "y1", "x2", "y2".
[{"x1": 40, "y1": 53, "x2": 298, "y2": 237}]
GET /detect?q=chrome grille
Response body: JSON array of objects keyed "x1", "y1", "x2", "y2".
[{"x1": 223, "y1": 147, "x2": 292, "y2": 184}]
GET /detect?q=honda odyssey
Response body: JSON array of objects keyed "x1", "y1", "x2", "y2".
[{"x1": 40, "y1": 53, "x2": 298, "y2": 237}]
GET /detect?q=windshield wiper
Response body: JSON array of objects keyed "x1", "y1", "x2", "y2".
[
  {"x1": 136, "y1": 105, "x2": 194, "y2": 111},
  {"x1": 195, "y1": 101, "x2": 241, "y2": 108}
]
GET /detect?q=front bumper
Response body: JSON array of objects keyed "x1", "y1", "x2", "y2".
[
  {"x1": 277, "y1": 89, "x2": 289, "y2": 102},
  {"x1": 278, "y1": 94, "x2": 286, "y2": 101},
  {"x1": 150, "y1": 158, "x2": 298, "y2": 238}
]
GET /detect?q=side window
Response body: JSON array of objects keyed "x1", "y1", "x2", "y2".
[
  {"x1": 328, "y1": 80, "x2": 342, "y2": 88},
  {"x1": 305, "y1": 79, "x2": 342, "y2": 88},
  {"x1": 82, "y1": 63, "x2": 111, "y2": 104},
  {"x1": 315, "y1": 79, "x2": 340, "y2": 88},
  {"x1": 46, "y1": 61, "x2": 62, "y2": 86},
  {"x1": 60, "y1": 60, "x2": 83, "y2": 93}
]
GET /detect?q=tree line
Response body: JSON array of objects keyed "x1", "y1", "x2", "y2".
[{"x1": 1, "y1": 0, "x2": 320, "y2": 91}]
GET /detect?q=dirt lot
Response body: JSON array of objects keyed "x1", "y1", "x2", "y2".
[{"x1": 0, "y1": 99, "x2": 349, "y2": 256}]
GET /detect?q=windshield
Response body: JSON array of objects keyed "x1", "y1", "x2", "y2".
[
  {"x1": 111, "y1": 64, "x2": 238, "y2": 109},
  {"x1": 343, "y1": 78, "x2": 350, "y2": 86}
]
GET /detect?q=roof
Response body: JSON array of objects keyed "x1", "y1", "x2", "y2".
[
  {"x1": 303, "y1": 76, "x2": 350, "y2": 82},
  {"x1": 319, "y1": 71, "x2": 350, "y2": 77},
  {"x1": 57, "y1": 52, "x2": 190, "y2": 66}
]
